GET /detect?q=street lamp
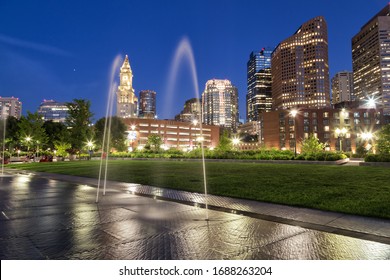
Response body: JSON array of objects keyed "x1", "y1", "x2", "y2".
[
  {"x1": 366, "y1": 95, "x2": 378, "y2": 109},
  {"x1": 25, "y1": 136, "x2": 32, "y2": 151},
  {"x1": 86, "y1": 140, "x2": 94, "y2": 160},
  {"x1": 232, "y1": 137, "x2": 240, "y2": 150},
  {"x1": 127, "y1": 125, "x2": 137, "y2": 151},
  {"x1": 335, "y1": 127, "x2": 347, "y2": 152},
  {"x1": 290, "y1": 109, "x2": 298, "y2": 156},
  {"x1": 361, "y1": 132, "x2": 374, "y2": 153}
]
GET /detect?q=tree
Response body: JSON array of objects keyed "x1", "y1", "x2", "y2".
[
  {"x1": 300, "y1": 134, "x2": 325, "y2": 154},
  {"x1": 147, "y1": 134, "x2": 162, "y2": 152},
  {"x1": 17, "y1": 112, "x2": 48, "y2": 154},
  {"x1": 0, "y1": 116, "x2": 20, "y2": 154},
  {"x1": 5, "y1": 116, "x2": 20, "y2": 149},
  {"x1": 376, "y1": 124, "x2": 390, "y2": 155},
  {"x1": 94, "y1": 116, "x2": 127, "y2": 152},
  {"x1": 54, "y1": 141, "x2": 71, "y2": 158},
  {"x1": 215, "y1": 130, "x2": 232, "y2": 152},
  {"x1": 66, "y1": 99, "x2": 94, "y2": 155},
  {"x1": 43, "y1": 121, "x2": 70, "y2": 151}
]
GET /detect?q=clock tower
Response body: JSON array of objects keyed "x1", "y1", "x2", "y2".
[{"x1": 116, "y1": 55, "x2": 138, "y2": 118}]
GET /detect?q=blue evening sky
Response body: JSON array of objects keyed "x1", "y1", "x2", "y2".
[{"x1": 0, "y1": 0, "x2": 387, "y2": 121}]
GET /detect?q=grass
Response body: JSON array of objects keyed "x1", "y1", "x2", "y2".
[{"x1": 7, "y1": 160, "x2": 390, "y2": 219}]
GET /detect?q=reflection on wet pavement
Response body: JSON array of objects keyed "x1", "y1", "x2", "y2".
[{"x1": 0, "y1": 175, "x2": 389, "y2": 260}]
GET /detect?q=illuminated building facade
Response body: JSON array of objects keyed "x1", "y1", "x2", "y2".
[
  {"x1": 0, "y1": 96, "x2": 22, "y2": 119},
  {"x1": 271, "y1": 16, "x2": 330, "y2": 110},
  {"x1": 139, "y1": 90, "x2": 156, "y2": 119},
  {"x1": 37, "y1": 99, "x2": 68, "y2": 122},
  {"x1": 246, "y1": 48, "x2": 272, "y2": 122},
  {"x1": 121, "y1": 118, "x2": 220, "y2": 151},
  {"x1": 202, "y1": 79, "x2": 239, "y2": 132},
  {"x1": 116, "y1": 55, "x2": 138, "y2": 118},
  {"x1": 331, "y1": 71, "x2": 354, "y2": 105},
  {"x1": 175, "y1": 98, "x2": 201, "y2": 122},
  {"x1": 258, "y1": 106, "x2": 383, "y2": 153},
  {"x1": 352, "y1": 4, "x2": 390, "y2": 115}
]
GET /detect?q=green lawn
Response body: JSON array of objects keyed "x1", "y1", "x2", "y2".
[{"x1": 7, "y1": 160, "x2": 390, "y2": 219}]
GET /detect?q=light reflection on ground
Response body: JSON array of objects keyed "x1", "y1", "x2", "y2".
[{"x1": 0, "y1": 174, "x2": 389, "y2": 260}]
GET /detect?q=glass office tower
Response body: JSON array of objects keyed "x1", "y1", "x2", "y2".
[{"x1": 246, "y1": 48, "x2": 272, "y2": 122}]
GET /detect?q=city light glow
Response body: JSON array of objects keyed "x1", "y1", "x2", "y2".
[
  {"x1": 86, "y1": 140, "x2": 94, "y2": 149},
  {"x1": 232, "y1": 137, "x2": 240, "y2": 145},
  {"x1": 290, "y1": 109, "x2": 298, "y2": 117},
  {"x1": 335, "y1": 127, "x2": 347, "y2": 135},
  {"x1": 361, "y1": 132, "x2": 373, "y2": 140}
]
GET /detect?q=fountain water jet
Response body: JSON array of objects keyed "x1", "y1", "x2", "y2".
[
  {"x1": 96, "y1": 54, "x2": 122, "y2": 203},
  {"x1": 1, "y1": 107, "x2": 6, "y2": 176},
  {"x1": 165, "y1": 37, "x2": 209, "y2": 220}
]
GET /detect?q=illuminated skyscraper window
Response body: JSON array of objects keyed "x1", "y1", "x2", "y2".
[
  {"x1": 246, "y1": 48, "x2": 272, "y2": 122},
  {"x1": 271, "y1": 16, "x2": 330, "y2": 110},
  {"x1": 175, "y1": 98, "x2": 201, "y2": 122},
  {"x1": 331, "y1": 71, "x2": 354, "y2": 104},
  {"x1": 202, "y1": 79, "x2": 239, "y2": 132},
  {"x1": 352, "y1": 4, "x2": 390, "y2": 115},
  {"x1": 37, "y1": 99, "x2": 68, "y2": 122},
  {"x1": 139, "y1": 90, "x2": 156, "y2": 119},
  {"x1": 0, "y1": 96, "x2": 22, "y2": 119}
]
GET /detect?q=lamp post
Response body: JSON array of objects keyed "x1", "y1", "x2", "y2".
[
  {"x1": 335, "y1": 127, "x2": 347, "y2": 152},
  {"x1": 290, "y1": 109, "x2": 298, "y2": 156},
  {"x1": 25, "y1": 136, "x2": 31, "y2": 151},
  {"x1": 192, "y1": 119, "x2": 199, "y2": 150},
  {"x1": 361, "y1": 132, "x2": 374, "y2": 153},
  {"x1": 127, "y1": 125, "x2": 136, "y2": 152}
]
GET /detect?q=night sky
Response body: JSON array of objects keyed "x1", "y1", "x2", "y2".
[{"x1": 0, "y1": 0, "x2": 387, "y2": 121}]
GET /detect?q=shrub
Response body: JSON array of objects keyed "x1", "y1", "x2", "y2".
[
  {"x1": 325, "y1": 153, "x2": 342, "y2": 161},
  {"x1": 304, "y1": 153, "x2": 316, "y2": 161},
  {"x1": 365, "y1": 154, "x2": 390, "y2": 162},
  {"x1": 314, "y1": 152, "x2": 327, "y2": 161},
  {"x1": 295, "y1": 154, "x2": 306, "y2": 160}
]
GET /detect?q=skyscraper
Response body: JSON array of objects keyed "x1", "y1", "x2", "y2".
[
  {"x1": 352, "y1": 4, "x2": 390, "y2": 114},
  {"x1": 37, "y1": 99, "x2": 69, "y2": 122},
  {"x1": 246, "y1": 48, "x2": 272, "y2": 122},
  {"x1": 175, "y1": 98, "x2": 201, "y2": 122},
  {"x1": 202, "y1": 79, "x2": 239, "y2": 132},
  {"x1": 271, "y1": 16, "x2": 330, "y2": 110},
  {"x1": 139, "y1": 90, "x2": 156, "y2": 119},
  {"x1": 116, "y1": 55, "x2": 138, "y2": 118},
  {"x1": 0, "y1": 97, "x2": 22, "y2": 119},
  {"x1": 331, "y1": 71, "x2": 354, "y2": 105}
]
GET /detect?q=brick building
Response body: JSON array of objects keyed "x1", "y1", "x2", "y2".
[
  {"x1": 121, "y1": 118, "x2": 220, "y2": 151},
  {"x1": 258, "y1": 107, "x2": 384, "y2": 153}
]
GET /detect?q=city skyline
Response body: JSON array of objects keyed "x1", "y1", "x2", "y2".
[{"x1": 0, "y1": 0, "x2": 387, "y2": 121}]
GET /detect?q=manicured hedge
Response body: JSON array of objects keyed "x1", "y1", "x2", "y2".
[
  {"x1": 365, "y1": 154, "x2": 390, "y2": 162},
  {"x1": 103, "y1": 149, "x2": 346, "y2": 161}
]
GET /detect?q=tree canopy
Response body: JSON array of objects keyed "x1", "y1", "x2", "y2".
[
  {"x1": 215, "y1": 130, "x2": 233, "y2": 152},
  {"x1": 300, "y1": 134, "x2": 325, "y2": 154},
  {"x1": 17, "y1": 112, "x2": 48, "y2": 152},
  {"x1": 146, "y1": 134, "x2": 163, "y2": 152},
  {"x1": 376, "y1": 124, "x2": 390, "y2": 155},
  {"x1": 66, "y1": 99, "x2": 94, "y2": 154},
  {"x1": 94, "y1": 116, "x2": 127, "y2": 152}
]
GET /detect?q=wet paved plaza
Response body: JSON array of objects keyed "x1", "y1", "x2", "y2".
[{"x1": 1, "y1": 172, "x2": 390, "y2": 260}]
